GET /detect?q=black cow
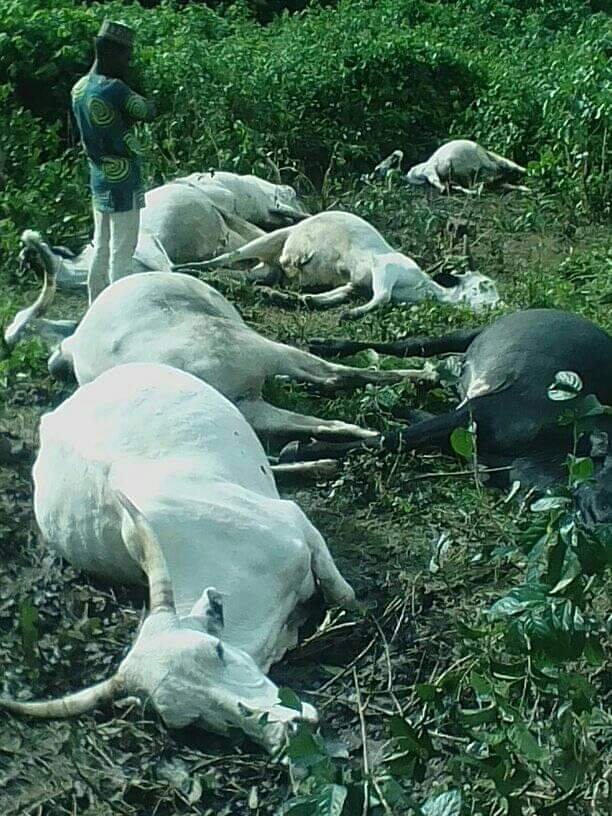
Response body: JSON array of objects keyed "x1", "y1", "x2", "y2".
[{"x1": 281, "y1": 310, "x2": 612, "y2": 523}]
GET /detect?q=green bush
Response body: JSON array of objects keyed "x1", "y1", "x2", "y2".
[
  {"x1": 0, "y1": 0, "x2": 609, "y2": 283},
  {"x1": 0, "y1": 0, "x2": 482, "y2": 275},
  {"x1": 155, "y1": 0, "x2": 480, "y2": 180},
  {"x1": 453, "y1": 10, "x2": 611, "y2": 218}
]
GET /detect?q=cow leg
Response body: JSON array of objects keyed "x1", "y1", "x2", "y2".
[
  {"x1": 449, "y1": 182, "x2": 478, "y2": 195},
  {"x1": 279, "y1": 405, "x2": 471, "y2": 463},
  {"x1": 500, "y1": 182, "x2": 530, "y2": 193},
  {"x1": 271, "y1": 344, "x2": 438, "y2": 390},
  {"x1": 239, "y1": 399, "x2": 377, "y2": 441},
  {"x1": 302, "y1": 284, "x2": 354, "y2": 309},
  {"x1": 309, "y1": 327, "x2": 482, "y2": 359},
  {"x1": 425, "y1": 168, "x2": 445, "y2": 192},
  {"x1": 257, "y1": 286, "x2": 305, "y2": 308},
  {"x1": 173, "y1": 227, "x2": 292, "y2": 272},
  {"x1": 300, "y1": 517, "x2": 357, "y2": 607},
  {"x1": 270, "y1": 460, "x2": 339, "y2": 485},
  {"x1": 340, "y1": 265, "x2": 394, "y2": 320}
]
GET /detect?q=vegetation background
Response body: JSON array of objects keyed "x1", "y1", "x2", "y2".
[{"x1": 0, "y1": 1, "x2": 610, "y2": 814}]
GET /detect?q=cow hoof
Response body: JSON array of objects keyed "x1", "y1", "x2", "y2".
[
  {"x1": 279, "y1": 440, "x2": 327, "y2": 463},
  {"x1": 339, "y1": 311, "x2": 354, "y2": 323}
]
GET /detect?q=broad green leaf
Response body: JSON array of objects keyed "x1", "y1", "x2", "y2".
[
  {"x1": 323, "y1": 737, "x2": 349, "y2": 759},
  {"x1": 488, "y1": 584, "x2": 547, "y2": 620},
  {"x1": 284, "y1": 798, "x2": 317, "y2": 815},
  {"x1": 508, "y1": 722, "x2": 546, "y2": 762},
  {"x1": 584, "y1": 636, "x2": 604, "y2": 667},
  {"x1": 415, "y1": 683, "x2": 438, "y2": 703},
  {"x1": 458, "y1": 703, "x2": 498, "y2": 726},
  {"x1": 511, "y1": 598, "x2": 588, "y2": 662},
  {"x1": 470, "y1": 671, "x2": 494, "y2": 701},
  {"x1": 579, "y1": 393, "x2": 605, "y2": 417},
  {"x1": 315, "y1": 785, "x2": 347, "y2": 816},
  {"x1": 558, "y1": 671, "x2": 597, "y2": 714},
  {"x1": 376, "y1": 776, "x2": 406, "y2": 806},
  {"x1": 388, "y1": 715, "x2": 434, "y2": 759},
  {"x1": 286, "y1": 723, "x2": 325, "y2": 763},
  {"x1": 422, "y1": 789, "x2": 462, "y2": 816},
  {"x1": 456, "y1": 620, "x2": 488, "y2": 639},
  {"x1": 385, "y1": 751, "x2": 418, "y2": 779},
  {"x1": 575, "y1": 528, "x2": 612, "y2": 575},
  {"x1": 450, "y1": 426, "x2": 474, "y2": 459},
  {"x1": 568, "y1": 456, "x2": 594, "y2": 485},
  {"x1": 278, "y1": 687, "x2": 303, "y2": 712}
]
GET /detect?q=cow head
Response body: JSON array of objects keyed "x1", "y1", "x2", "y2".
[
  {"x1": 4, "y1": 232, "x2": 78, "y2": 380},
  {"x1": 405, "y1": 162, "x2": 430, "y2": 186},
  {"x1": 446, "y1": 270, "x2": 500, "y2": 311},
  {"x1": 373, "y1": 149, "x2": 404, "y2": 179},
  {"x1": 0, "y1": 491, "x2": 316, "y2": 755},
  {"x1": 268, "y1": 184, "x2": 309, "y2": 226}
]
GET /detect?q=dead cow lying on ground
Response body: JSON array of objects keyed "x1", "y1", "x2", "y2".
[
  {"x1": 23, "y1": 171, "x2": 308, "y2": 290},
  {"x1": 375, "y1": 139, "x2": 527, "y2": 193},
  {"x1": 0, "y1": 362, "x2": 357, "y2": 752},
  {"x1": 177, "y1": 210, "x2": 499, "y2": 320},
  {"x1": 282, "y1": 310, "x2": 612, "y2": 523},
  {"x1": 7, "y1": 232, "x2": 437, "y2": 443}
]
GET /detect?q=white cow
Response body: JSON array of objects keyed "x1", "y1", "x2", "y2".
[
  {"x1": 179, "y1": 210, "x2": 500, "y2": 320},
  {"x1": 30, "y1": 172, "x2": 307, "y2": 290},
  {"x1": 182, "y1": 170, "x2": 308, "y2": 227},
  {"x1": 7, "y1": 232, "x2": 436, "y2": 442},
  {"x1": 375, "y1": 140, "x2": 526, "y2": 192},
  {"x1": 0, "y1": 363, "x2": 356, "y2": 752}
]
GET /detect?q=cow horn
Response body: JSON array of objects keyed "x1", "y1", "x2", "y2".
[
  {"x1": 4, "y1": 231, "x2": 58, "y2": 348},
  {"x1": 113, "y1": 490, "x2": 176, "y2": 614},
  {"x1": 0, "y1": 490, "x2": 174, "y2": 721},
  {"x1": 0, "y1": 676, "x2": 124, "y2": 719}
]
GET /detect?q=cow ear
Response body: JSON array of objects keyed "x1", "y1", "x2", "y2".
[{"x1": 182, "y1": 587, "x2": 225, "y2": 636}]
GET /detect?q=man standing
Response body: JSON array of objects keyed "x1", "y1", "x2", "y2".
[{"x1": 71, "y1": 20, "x2": 156, "y2": 304}]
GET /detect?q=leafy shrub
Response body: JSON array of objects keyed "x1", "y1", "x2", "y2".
[
  {"x1": 0, "y1": 0, "x2": 609, "y2": 285},
  {"x1": 448, "y1": 1, "x2": 612, "y2": 217},
  {"x1": 0, "y1": 0, "x2": 483, "y2": 279}
]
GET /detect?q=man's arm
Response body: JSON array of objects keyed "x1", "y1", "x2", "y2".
[
  {"x1": 124, "y1": 89, "x2": 156, "y2": 122},
  {"x1": 115, "y1": 80, "x2": 156, "y2": 122}
]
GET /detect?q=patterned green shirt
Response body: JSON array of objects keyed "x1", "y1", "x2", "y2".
[{"x1": 71, "y1": 72, "x2": 155, "y2": 213}]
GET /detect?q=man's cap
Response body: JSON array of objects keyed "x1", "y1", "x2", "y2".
[{"x1": 97, "y1": 20, "x2": 135, "y2": 47}]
